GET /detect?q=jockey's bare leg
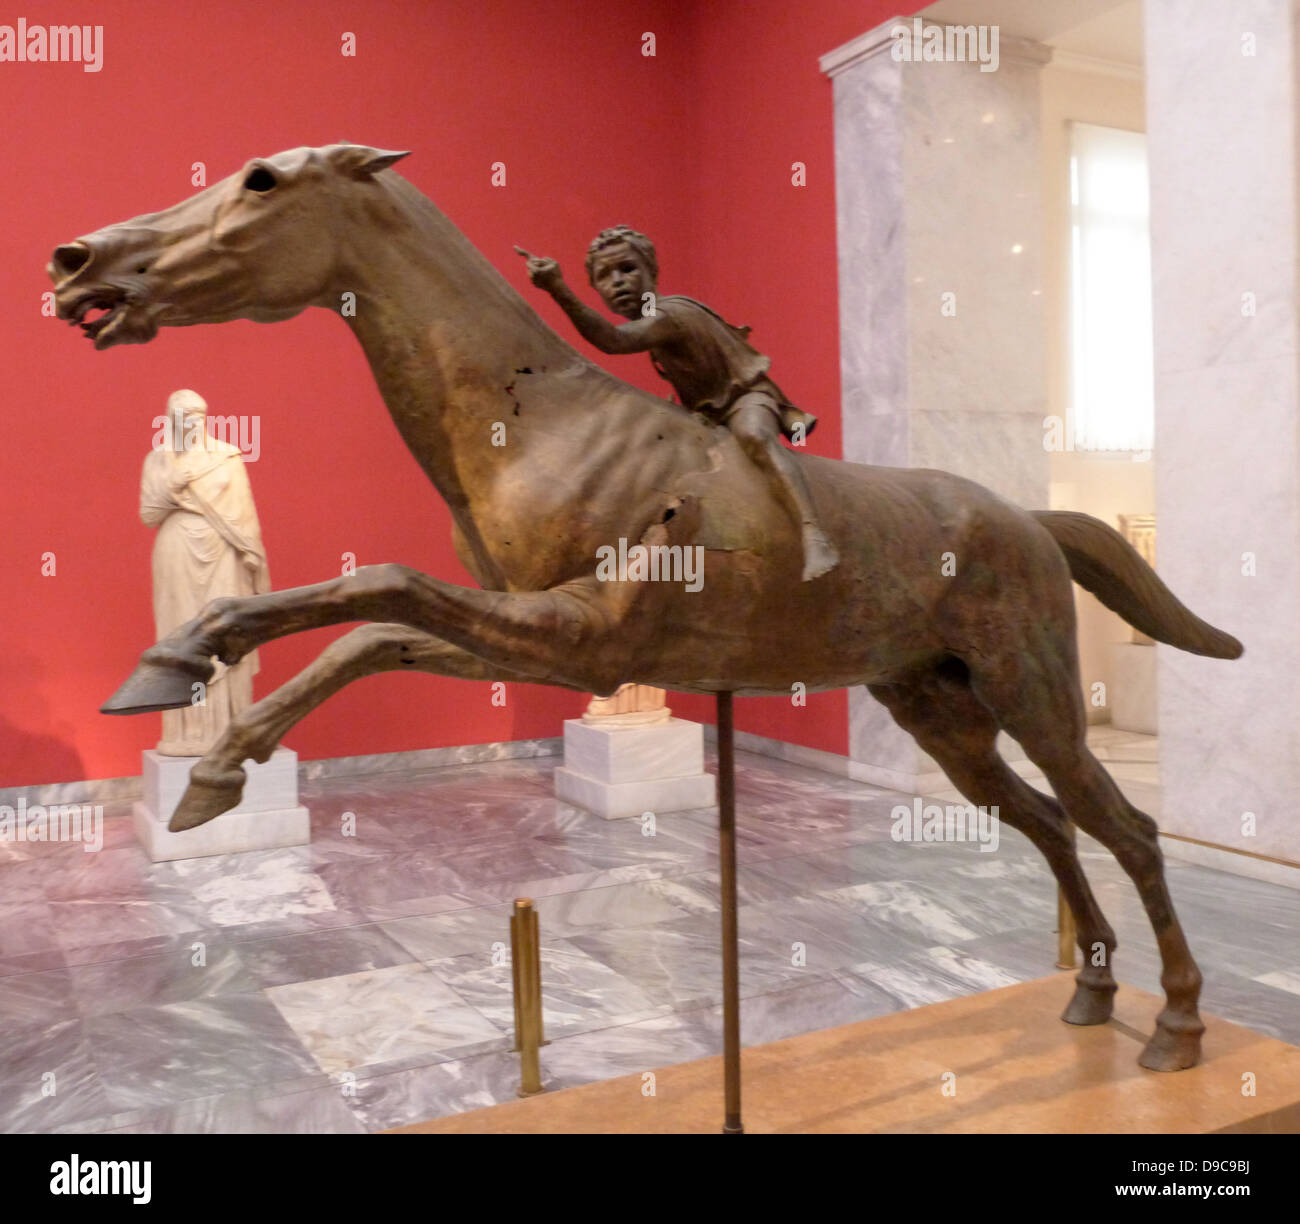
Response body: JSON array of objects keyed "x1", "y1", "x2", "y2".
[{"x1": 728, "y1": 393, "x2": 840, "y2": 581}]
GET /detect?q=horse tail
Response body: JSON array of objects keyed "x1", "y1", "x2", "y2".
[{"x1": 1033, "y1": 510, "x2": 1244, "y2": 660}]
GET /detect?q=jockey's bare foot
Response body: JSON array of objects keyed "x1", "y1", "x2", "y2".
[{"x1": 801, "y1": 524, "x2": 839, "y2": 581}]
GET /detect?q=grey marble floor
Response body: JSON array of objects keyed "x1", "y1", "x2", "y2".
[{"x1": 1, "y1": 728, "x2": 1296, "y2": 1134}]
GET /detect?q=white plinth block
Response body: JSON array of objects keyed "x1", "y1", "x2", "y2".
[
  {"x1": 133, "y1": 747, "x2": 310, "y2": 862},
  {"x1": 555, "y1": 718, "x2": 716, "y2": 820},
  {"x1": 1110, "y1": 643, "x2": 1158, "y2": 735}
]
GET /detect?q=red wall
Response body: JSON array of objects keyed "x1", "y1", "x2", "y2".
[{"x1": 1, "y1": 0, "x2": 915, "y2": 787}]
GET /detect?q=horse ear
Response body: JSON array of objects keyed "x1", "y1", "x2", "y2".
[{"x1": 326, "y1": 144, "x2": 411, "y2": 179}]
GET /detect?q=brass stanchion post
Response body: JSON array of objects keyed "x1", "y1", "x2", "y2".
[
  {"x1": 511, "y1": 897, "x2": 545, "y2": 1096},
  {"x1": 716, "y1": 691, "x2": 743, "y2": 1134}
]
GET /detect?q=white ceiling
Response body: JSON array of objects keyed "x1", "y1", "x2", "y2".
[{"x1": 922, "y1": 0, "x2": 1143, "y2": 69}]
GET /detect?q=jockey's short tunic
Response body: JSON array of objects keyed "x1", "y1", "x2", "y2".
[{"x1": 647, "y1": 296, "x2": 817, "y2": 442}]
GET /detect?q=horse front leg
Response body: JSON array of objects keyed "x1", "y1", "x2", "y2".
[
  {"x1": 103, "y1": 563, "x2": 635, "y2": 715},
  {"x1": 172, "y1": 622, "x2": 569, "y2": 831}
]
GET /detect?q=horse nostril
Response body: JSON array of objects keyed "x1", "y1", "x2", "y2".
[{"x1": 53, "y1": 243, "x2": 92, "y2": 277}]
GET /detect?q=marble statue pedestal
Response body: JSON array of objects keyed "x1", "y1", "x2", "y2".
[
  {"x1": 554, "y1": 718, "x2": 716, "y2": 820},
  {"x1": 1111, "y1": 643, "x2": 1158, "y2": 735},
  {"x1": 133, "y1": 747, "x2": 310, "y2": 862}
]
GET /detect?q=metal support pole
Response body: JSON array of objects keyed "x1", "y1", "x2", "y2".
[
  {"x1": 511, "y1": 897, "x2": 546, "y2": 1096},
  {"x1": 716, "y1": 691, "x2": 743, "y2": 1134}
]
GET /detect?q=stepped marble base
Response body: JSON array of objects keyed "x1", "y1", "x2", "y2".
[
  {"x1": 133, "y1": 747, "x2": 309, "y2": 862},
  {"x1": 554, "y1": 717, "x2": 716, "y2": 820}
]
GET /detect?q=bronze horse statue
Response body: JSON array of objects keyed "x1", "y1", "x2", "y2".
[{"x1": 48, "y1": 143, "x2": 1242, "y2": 1072}]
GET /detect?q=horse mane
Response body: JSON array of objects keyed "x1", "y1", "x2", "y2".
[
  {"x1": 376, "y1": 170, "x2": 601, "y2": 367},
  {"x1": 368, "y1": 168, "x2": 713, "y2": 441}
]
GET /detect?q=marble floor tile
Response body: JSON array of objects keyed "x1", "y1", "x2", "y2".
[
  {"x1": 0, "y1": 900, "x2": 68, "y2": 966},
  {"x1": 102, "y1": 1083, "x2": 368, "y2": 1135},
  {"x1": 686, "y1": 972, "x2": 905, "y2": 1048},
  {"x1": 38, "y1": 845, "x2": 180, "y2": 902},
  {"x1": 168, "y1": 846, "x2": 340, "y2": 928},
  {"x1": 737, "y1": 894, "x2": 924, "y2": 974},
  {"x1": 0, "y1": 965, "x2": 77, "y2": 1024},
  {"x1": 1191, "y1": 973, "x2": 1300, "y2": 1046},
  {"x1": 641, "y1": 860, "x2": 836, "y2": 911},
  {"x1": 84, "y1": 994, "x2": 322, "y2": 1113},
  {"x1": 313, "y1": 849, "x2": 476, "y2": 914},
  {"x1": 204, "y1": 905, "x2": 369, "y2": 945},
  {"x1": 567, "y1": 912, "x2": 817, "y2": 1012},
  {"x1": 536, "y1": 1009, "x2": 722, "y2": 1094},
  {"x1": 0, "y1": 860, "x2": 54, "y2": 905},
  {"x1": 467, "y1": 861, "x2": 673, "y2": 906},
  {"x1": 236, "y1": 924, "x2": 416, "y2": 988},
  {"x1": 838, "y1": 944, "x2": 1023, "y2": 1012},
  {"x1": 527, "y1": 820, "x2": 713, "y2": 877},
  {"x1": 940, "y1": 928, "x2": 1066, "y2": 986},
  {"x1": 64, "y1": 941, "x2": 260, "y2": 1013},
  {"x1": 47, "y1": 897, "x2": 210, "y2": 959},
  {"x1": 530, "y1": 879, "x2": 700, "y2": 936},
  {"x1": 738, "y1": 851, "x2": 871, "y2": 895},
  {"x1": 380, "y1": 905, "x2": 526, "y2": 963},
  {"x1": 822, "y1": 880, "x2": 985, "y2": 946},
  {"x1": 1254, "y1": 968, "x2": 1300, "y2": 997},
  {"x1": 358, "y1": 889, "x2": 496, "y2": 924},
  {"x1": 302, "y1": 819, "x2": 411, "y2": 866},
  {"x1": 426, "y1": 938, "x2": 666, "y2": 1039},
  {"x1": 9, "y1": 724, "x2": 1297, "y2": 1133},
  {"x1": 265, "y1": 962, "x2": 507, "y2": 1075},
  {"x1": 0, "y1": 946, "x2": 70, "y2": 980},
  {"x1": 0, "y1": 1017, "x2": 114, "y2": 1132},
  {"x1": 342, "y1": 1048, "x2": 524, "y2": 1132},
  {"x1": 432, "y1": 838, "x2": 599, "y2": 890}
]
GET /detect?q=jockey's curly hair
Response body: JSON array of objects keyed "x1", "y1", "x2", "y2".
[{"x1": 585, "y1": 225, "x2": 659, "y2": 286}]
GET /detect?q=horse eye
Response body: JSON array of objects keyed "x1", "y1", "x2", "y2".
[{"x1": 243, "y1": 167, "x2": 277, "y2": 193}]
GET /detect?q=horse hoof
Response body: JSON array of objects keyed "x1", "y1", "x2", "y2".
[
  {"x1": 1138, "y1": 1023, "x2": 1203, "y2": 1072},
  {"x1": 101, "y1": 653, "x2": 212, "y2": 715},
  {"x1": 168, "y1": 762, "x2": 247, "y2": 831},
  {"x1": 1061, "y1": 981, "x2": 1116, "y2": 1026}
]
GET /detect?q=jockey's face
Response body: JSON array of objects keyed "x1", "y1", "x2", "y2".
[{"x1": 590, "y1": 243, "x2": 654, "y2": 319}]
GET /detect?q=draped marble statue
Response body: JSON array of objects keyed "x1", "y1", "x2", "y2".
[{"x1": 140, "y1": 389, "x2": 269, "y2": 755}]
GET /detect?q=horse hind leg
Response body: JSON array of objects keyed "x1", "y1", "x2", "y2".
[
  {"x1": 868, "y1": 665, "x2": 1119, "y2": 1024},
  {"x1": 967, "y1": 646, "x2": 1204, "y2": 1071},
  {"x1": 171, "y1": 623, "x2": 549, "y2": 832}
]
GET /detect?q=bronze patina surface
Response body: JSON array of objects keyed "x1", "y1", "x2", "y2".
[{"x1": 49, "y1": 144, "x2": 1243, "y2": 1071}]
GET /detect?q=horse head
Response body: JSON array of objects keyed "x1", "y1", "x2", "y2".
[{"x1": 48, "y1": 143, "x2": 409, "y2": 349}]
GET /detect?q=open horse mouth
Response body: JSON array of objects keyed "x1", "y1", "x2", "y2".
[{"x1": 57, "y1": 285, "x2": 158, "y2": 349}]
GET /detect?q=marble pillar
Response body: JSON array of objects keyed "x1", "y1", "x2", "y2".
[
  {"x1": 821, "y1": 20, "x2": 1051, "y2": 790},
  {"x1": 1145, "y1": 0, "x2": 1300, "y2": 864}
]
